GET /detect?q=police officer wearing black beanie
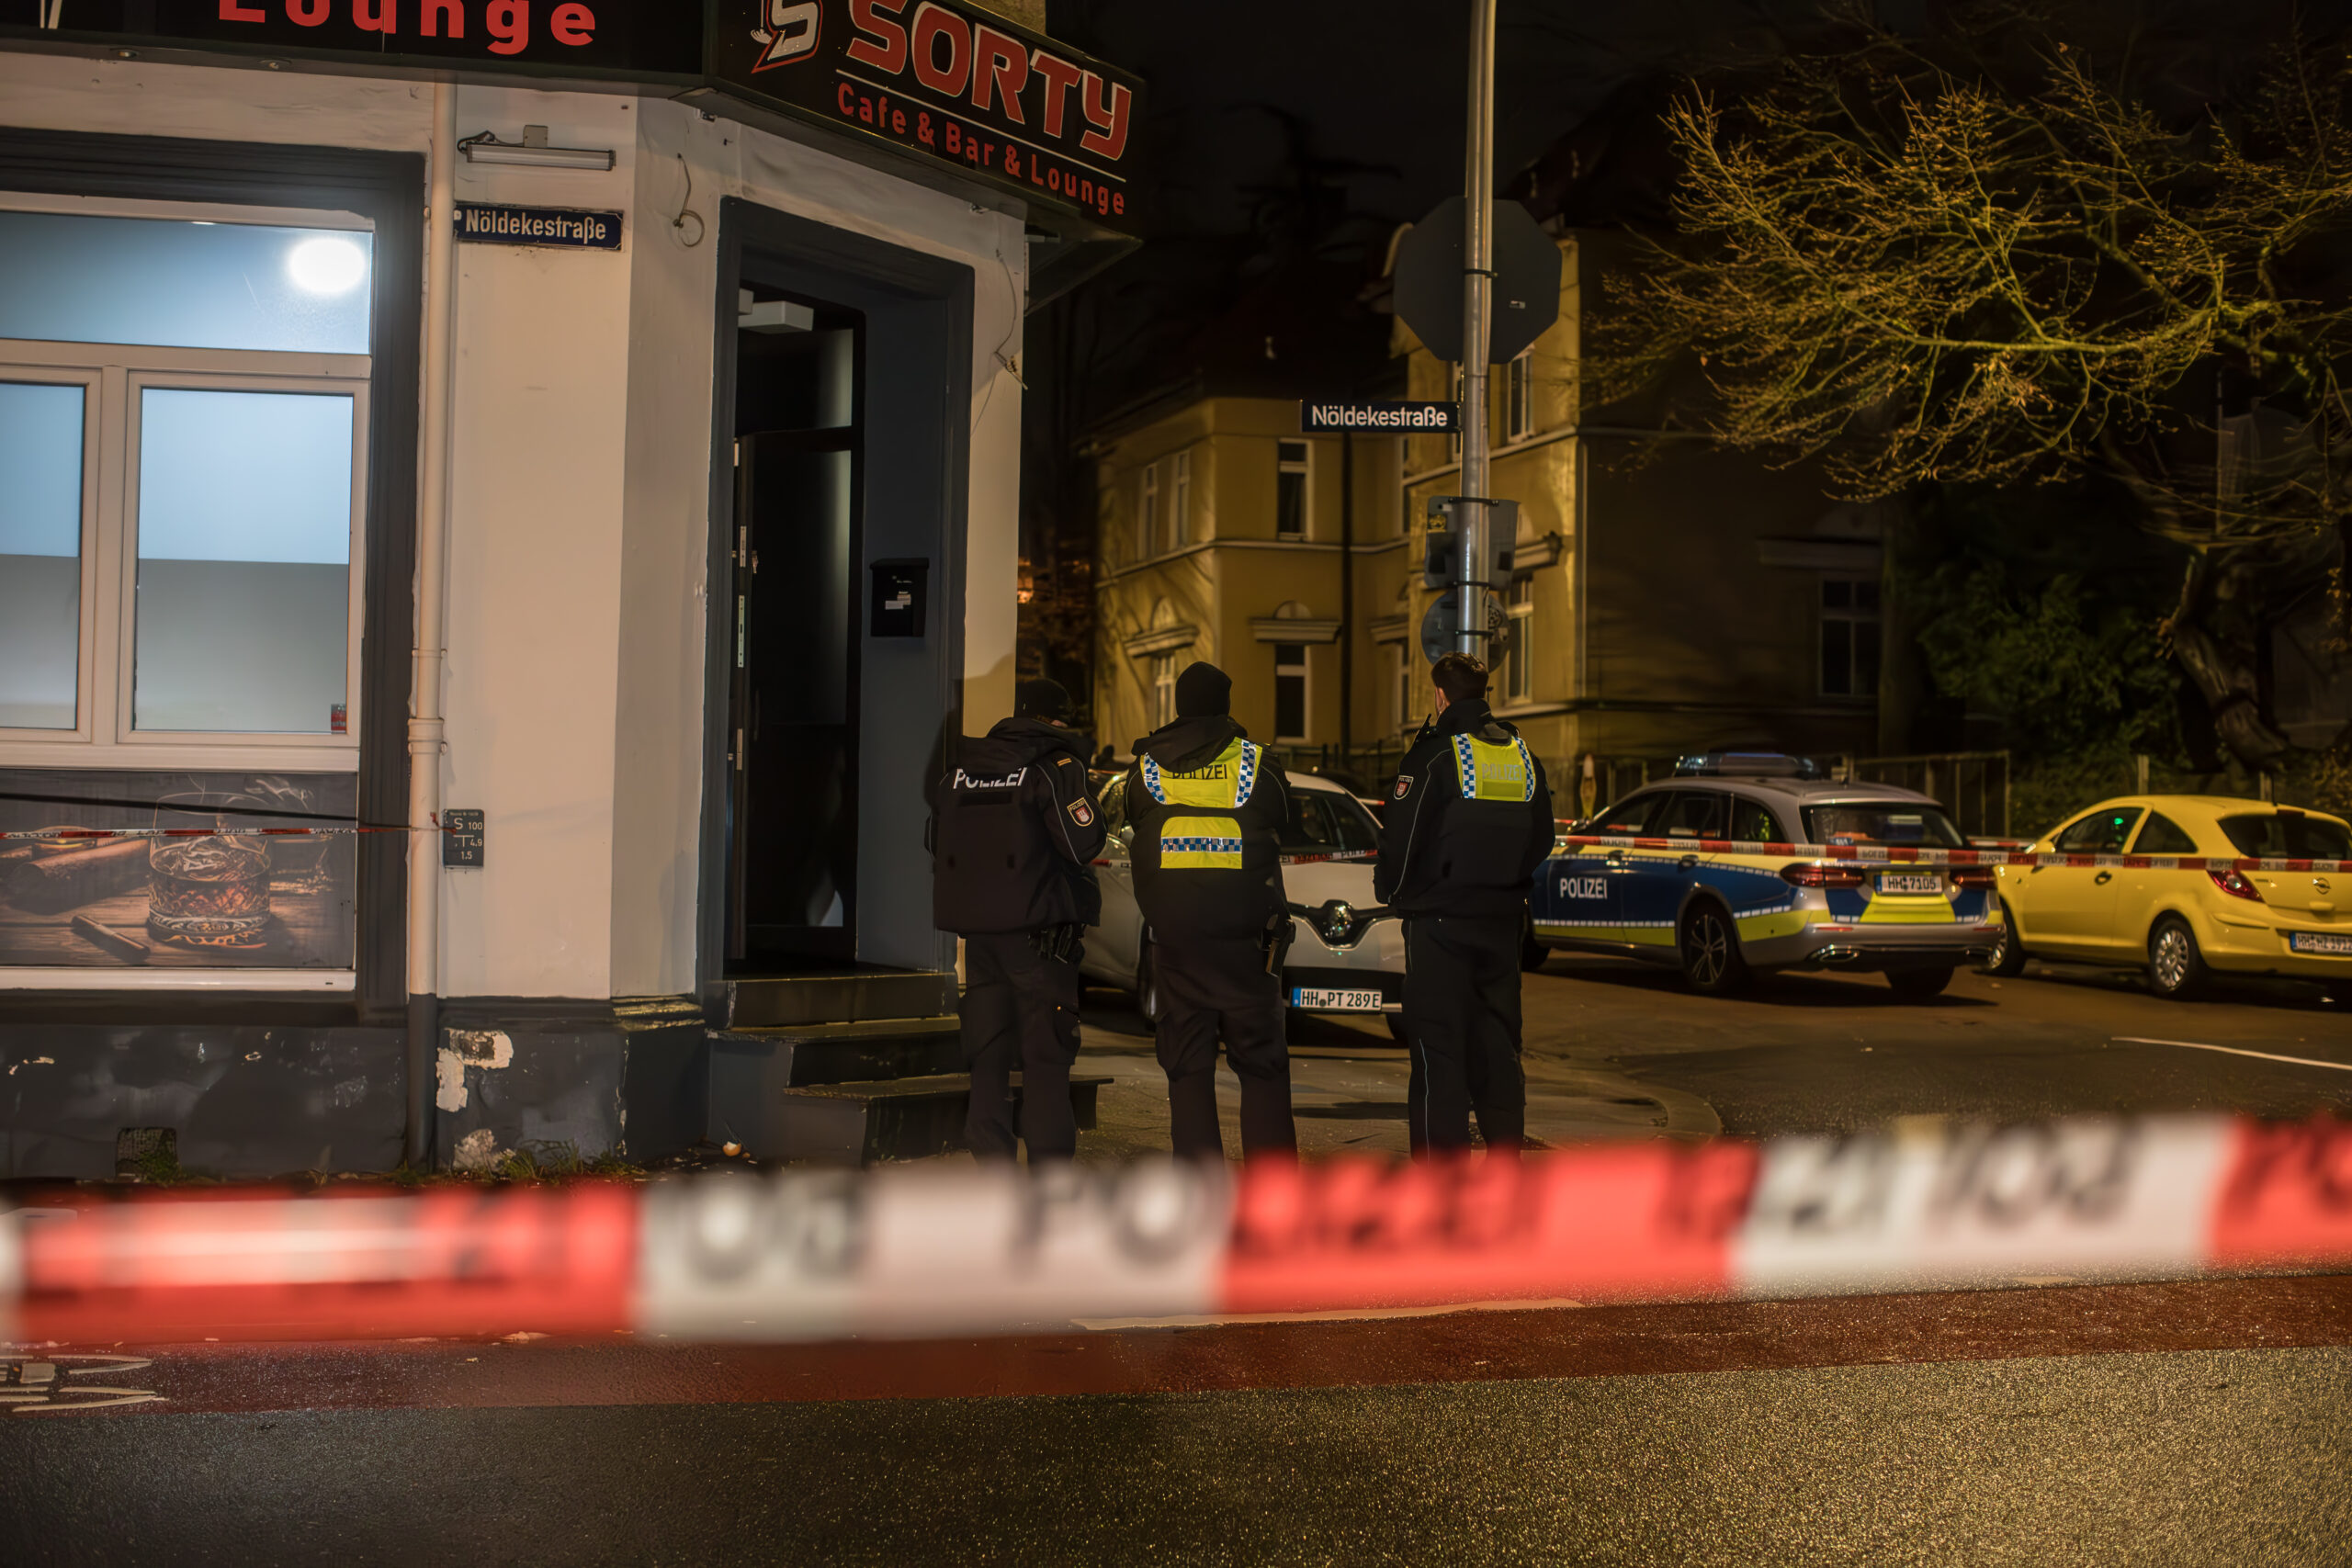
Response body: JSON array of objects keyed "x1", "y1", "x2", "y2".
[
  {"x1": 927, "y1": 678, "x2": 1105, "y2": 1162},
  {"x1": 1123, "y1": 661, "x2": 1297, "y2": 1159}
]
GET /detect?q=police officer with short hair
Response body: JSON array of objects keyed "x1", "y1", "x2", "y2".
[
  {"x1": 1377, "y1": 653, "x2": 1555, "y2": 1155},
  {"x1": 928, "y1": 678, "x2": 1105, "y2": 1163},
  {"x1": 1125, "y1": 662, "x2": 1298, "y2": 1160}
]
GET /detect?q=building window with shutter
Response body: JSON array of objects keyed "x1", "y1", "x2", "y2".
[
  {"x1": 1820, "y1": 578, "x2": 1882, "y2": 698},
  {"x1": 1498, "y1": 574, "x2": 1535, "y2": 704},
  {"x1": 1275, "y1": 441, "x2": 1308, "y2": 540},
  {"x1": 1151, "y1": 651, "x2": 1179, "y2": 727},
  {"x1": 1273, "y1": 643, "x2": 1307, "y2": 739},
  {"x1": 1170, "y1": 450, "x2": 1190, "y2": 547},
  {"x1": 1138, "y1": 462, "x2": 1159, "y2": 558}
]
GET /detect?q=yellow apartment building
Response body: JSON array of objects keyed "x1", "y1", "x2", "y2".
[
  {"x1": 1091, "y1": 228, "x2": 1883, "y2": 810},
  {"x1": 1089, "y1": 397, "x2": 1408, "y2": 761}
]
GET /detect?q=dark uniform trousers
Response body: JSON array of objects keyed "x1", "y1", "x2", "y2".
[
  {"x1": 962, "y1": 931, "x2": 1080, "y2": 1162},
  {"x1": 1155, "y1": 936, "x2": 1297, "y2": 1159},
  {"x1": 1401, "y1": 915, "x2": 1527, "y2": 1153}
]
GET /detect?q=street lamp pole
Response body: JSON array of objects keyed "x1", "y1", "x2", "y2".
[{"x1": 1455, "y1": 0, "x2": 1497, "y2": 660}]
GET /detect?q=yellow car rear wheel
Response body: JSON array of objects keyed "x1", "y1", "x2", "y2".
[{"x1": 2148, "y1": 916, "x2": 2210, "y2": 1000}]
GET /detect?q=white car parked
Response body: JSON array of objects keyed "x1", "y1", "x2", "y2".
[{"x1": 1081, "y1": 768, "x2": 1407, "y2": 1039}]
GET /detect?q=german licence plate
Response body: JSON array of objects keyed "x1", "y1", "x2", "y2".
[
  {"x1": 1876, "y1": 873, "x2": 1943, "y2": 895},
  {"x1": 2288, "y1": 931, "x2": 2352, "y2": 956},
  {"x1": 1291, "y1": 987, "x2": 1384, "y2": 1011}
]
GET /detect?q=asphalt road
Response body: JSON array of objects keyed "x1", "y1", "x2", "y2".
[
  {"x1": 5, "y1": 957, "x2": 2346, "y2": 1563},
  {"x1": 1071, "y1": 950, "x2": 2350, "y2": 1157}
]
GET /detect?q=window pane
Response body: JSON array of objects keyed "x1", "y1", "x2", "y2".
[
  {"x1": 134, "y1": 389, "x2": 353, "y2": 734},
  {"x1": 0, "y1": 211, "x2": 372, "y2": 355},
  {"x1": 1821, "y1": 618, "x2": 1852, "y2": 694},
  {"x1": 1821, "y1": 579, "x2": 1851, "y2": 610},
  {"x1": 0, "y1": 381, "x2": 84, "y2": 728},
  {"x1": 1854, "y1": 620, "x2": 1883, "y2": 694},
  {"x1": 1277, "y1": 470, "x2": 1306, "y2": 536},
  {"x1": 1278, "y1": 441, "x2": 1306, "y2": 465}
]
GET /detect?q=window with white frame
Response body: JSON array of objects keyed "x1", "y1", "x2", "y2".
[
  {"x1": 1392, "y1": 643, "x2": 1415, "y2": 733},
  {"x1": 1498, "y1": 574, "x2": 1536, "y2": 704},
  {"x1": 1273, "y1": 643, "x2": 1307, "y2": 740},
  {"x1": 0, "y1": 202, "x2": 371, "y2": 753},
  {"x1": 1506, "y1": 353, "x2": 1534, "y2": 441},
  {"x1": 1820, "y1": 577, "x2": 1883, "y2": 698},
  {"x1": 1275, "y1": 441, "x2": 1309, "y2": 540},
  {"x1": 1137, "y1": 462, "x2": 1159, "y2": 559},
  {"x1": 1170, "y1": 449, "x2": 1191, "y2": 547},
  {"x1": 1151, "y1": 652, "x2": 1179, "y2": 727}
]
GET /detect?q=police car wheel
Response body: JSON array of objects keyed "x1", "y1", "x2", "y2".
[
  {"x1": 1678, "y1": 903, "x2": 1747, "y2": 994},
  {"x1": 1983, "y1": 899, "x2": 2029, "y2": 976}
]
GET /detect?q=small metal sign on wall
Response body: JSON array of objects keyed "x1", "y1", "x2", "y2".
[{"x1": 453, "y1": 204, "x2": 625, "y2": 250}]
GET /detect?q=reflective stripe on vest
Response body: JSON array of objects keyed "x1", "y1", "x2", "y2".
[
  {"x1": 1158, "y1": 813, "x2": 1244, "y2": 869},
  {"x1": 1453, "y1": 734, "x2": 1536, "y2": 802},
  {"x1": 1140, "y1": 739, "x2": 1261, "y2": 807}
]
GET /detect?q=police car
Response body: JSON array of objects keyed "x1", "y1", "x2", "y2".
[
  {"x1": 1082, "y1": 768, "x2": 1408, "y2": 1037},
  {"x1": 1532, "y1": 752, "x2": 2004, "y2": 998}
]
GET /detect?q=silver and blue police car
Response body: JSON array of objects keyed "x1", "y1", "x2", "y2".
[{"x1": 1532, "y1": 752, "x2": 2005, "y2": 998}]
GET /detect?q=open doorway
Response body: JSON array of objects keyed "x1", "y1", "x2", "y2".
[
  {"x1": 727, "y1": 290, "x2": 864, "y2": 967},
  {"x1": 701, "y1": 200, "x2": 976, "y2": 998}
]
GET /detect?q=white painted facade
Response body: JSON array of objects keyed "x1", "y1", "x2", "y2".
[{"x1": 0, "y1": 51, "x2": 1026, "y2": 1004}]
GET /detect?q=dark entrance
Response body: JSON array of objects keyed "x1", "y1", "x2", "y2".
[
  {"x1": 728, "y1": 295, "x2": 864, "y2": 967},
  {"x1": 702, "y1": 200, "x2": 976, "y2": 1007}
]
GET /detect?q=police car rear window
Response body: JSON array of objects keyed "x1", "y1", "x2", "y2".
[
  {"x1": 2220, "y1": 812, "x2": 2352, "y2": 861},
  {"x1": 1802, "y1": 803, "x2": 1964, "y2": 848}
]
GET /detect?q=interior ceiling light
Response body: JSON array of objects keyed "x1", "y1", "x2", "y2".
[
  {"x1": 287, "y1": 235, "x2": 369, "y2": 296},
  {"x1": 458, "y1": 126, "x2": 616, "y2": 172}
]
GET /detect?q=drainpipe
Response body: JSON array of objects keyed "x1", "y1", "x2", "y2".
[{"x1": 405, "y1": 83, "x2": 458, "y2": 1170}]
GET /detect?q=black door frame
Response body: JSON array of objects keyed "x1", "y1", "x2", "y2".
[{"x1": 698, "y1": 198, "x2": 974, "y2": 1010}]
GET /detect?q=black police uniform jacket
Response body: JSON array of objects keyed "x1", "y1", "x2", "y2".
[
  {"x1": 1375, "y1": 698, "x2": 1555, "y2": 919},
  {"x1": 1123, "y1": 714, "x2": 1292, "y2": 941},
  {"x1": 927, "y1": 716, "x2": 1105, "y2": 935}
]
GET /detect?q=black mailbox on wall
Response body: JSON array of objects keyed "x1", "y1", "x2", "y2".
[{"x1": 870, "y1": 558, "x2": 928, "y2": 637}]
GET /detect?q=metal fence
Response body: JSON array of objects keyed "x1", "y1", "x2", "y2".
[{"x1": 1850, "y1": 751, "x2": 2013, "y2": 840}]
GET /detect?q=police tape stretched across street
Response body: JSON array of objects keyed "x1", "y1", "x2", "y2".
[{"x1": 5, "y1": 1115, "x2": 2346, "y2": 1344}]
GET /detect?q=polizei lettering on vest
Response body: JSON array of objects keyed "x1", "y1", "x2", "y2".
[{"x1": 953, "y1": 767, "x2": 1027, "y2": 790}]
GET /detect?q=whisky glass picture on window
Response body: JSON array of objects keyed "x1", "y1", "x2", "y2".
[{"x1": 147, "y1": 792, "x2": 273, "y2": 949}]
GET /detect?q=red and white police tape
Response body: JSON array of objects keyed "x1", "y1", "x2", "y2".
[
  {"x1": 1552, "y1": 832, "x2": 2351, "y2": 875},
  {"x1": 3, "y1": 1116, "x2": 2346, "y2": 1344}
]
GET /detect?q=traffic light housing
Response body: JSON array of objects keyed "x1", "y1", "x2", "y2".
[{"x1": 1422, "y1": 495, "x2": 1519, "y2": 589}]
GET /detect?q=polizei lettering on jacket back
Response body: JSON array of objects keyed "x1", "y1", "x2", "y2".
[{"x1": 952, "y1": 767, "x2": 1028, "y2": 792}]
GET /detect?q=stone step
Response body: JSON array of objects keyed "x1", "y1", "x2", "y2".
[
  {"x1": 708, "y1": 1017, "x2": 962, "y2": 1089},
  {"x1": 759, "y1": 1073, "x2": 1111, "y2": 1167},
  {"x1": 721, "y1": 971, "x2": 957, "y2": 1030}
]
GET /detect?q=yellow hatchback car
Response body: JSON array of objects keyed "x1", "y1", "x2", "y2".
[{"x1": 1987, "y1": 795, "x2": 2352, "y2": 1001}]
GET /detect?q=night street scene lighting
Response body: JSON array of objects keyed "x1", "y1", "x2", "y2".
[{"x1": 0, "y1": 1, "x2": 2347, "y2": 1562}]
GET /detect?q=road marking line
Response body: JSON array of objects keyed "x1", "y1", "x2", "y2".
[{"x1": 2114, "y1": 1037, "x2": 2352, "y2": 1074}]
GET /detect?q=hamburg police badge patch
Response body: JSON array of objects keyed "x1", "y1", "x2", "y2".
[
  {"x1": 1069, "y1": 798, "x2": 1094, "y2": 827},
  {"x1": 1393, "y1": 777, "x2": 1411, "y2": 799}
]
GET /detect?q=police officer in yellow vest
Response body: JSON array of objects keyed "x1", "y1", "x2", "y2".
[
  {"x1": 1124, "y1": 662, "x2": 1298, "y2": 1159},
  {"x1": 1376, "y1": 653, "x2": 1555, "y2": 1155}
]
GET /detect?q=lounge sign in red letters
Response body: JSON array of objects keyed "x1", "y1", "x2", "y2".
[
  {"x1": 6, "y1": 2, "x2": 702, "y2": 73},
  {"x1": 714, "y1": 0, "x2": 1145, "y2": 231}
]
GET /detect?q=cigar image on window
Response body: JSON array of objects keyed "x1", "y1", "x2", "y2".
[{"x1": 72, "y1": 914, "x2": 152, "y2": 964}]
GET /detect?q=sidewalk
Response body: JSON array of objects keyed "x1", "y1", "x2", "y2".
[{"x1": 1068, "y1": 992, "x2": 1720, "y2": 1161}]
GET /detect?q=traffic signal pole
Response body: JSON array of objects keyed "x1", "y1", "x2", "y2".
[{"x1": 1455, "y1": 0, "x2": 1497, "y2": 660}]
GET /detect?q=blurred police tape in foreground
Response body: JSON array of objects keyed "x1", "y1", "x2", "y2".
[{"x1": 4, "y1": 1116, "x2": 2346, "y2": 1345}]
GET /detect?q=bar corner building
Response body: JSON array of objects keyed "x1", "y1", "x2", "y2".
[{"x1": 0, "y1": 2, "x2": 1140, "y2": 1177}]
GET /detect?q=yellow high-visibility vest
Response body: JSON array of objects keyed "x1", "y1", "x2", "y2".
[
  {"x1": 1139, "y1": 739, "x2": 1262, "y2": 871},
  {"x1": 1452, "y1": 734, "x2": 1537, "y2": 802}
]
